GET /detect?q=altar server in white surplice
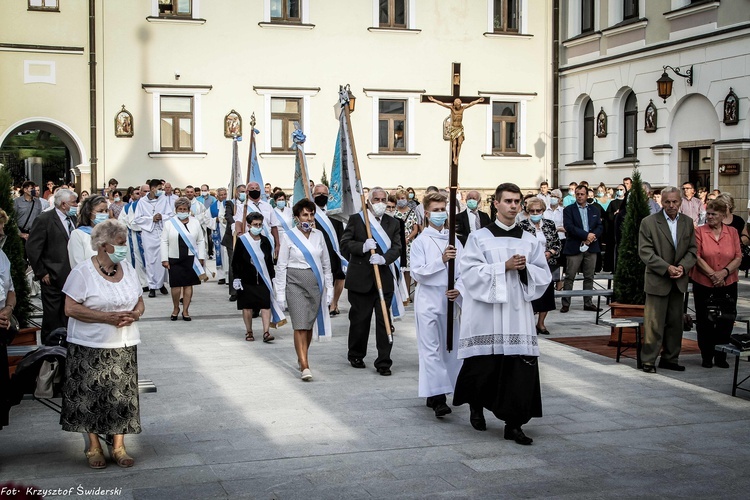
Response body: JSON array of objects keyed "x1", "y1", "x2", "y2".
[
  {"x1": 453, "y1": 183, "x2": 551, "y2": 446},
  {"x1": 133, "y1": 180, "x2": 175, "y2": 297},
  {"x1": 410, "y1": 192, "x2": 465, "y2": 419}
]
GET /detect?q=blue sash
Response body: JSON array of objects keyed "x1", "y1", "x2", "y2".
[
  {"x1": 244, "y1": 202, "x2": 275, "y2": 253},
  {"x1": 78, "y1": 226, "x2": 93, "y2": 235},
  {"x1": 359, "y1": 212, "x2": 406, "y2": 319},
  {"x1": 276, "y1": 209, "x2": 293, "y2": 235},
  {"x1": 284, "y1": 229, "x2": 330, "y2": 339},
  {"x1": 169, "y1": 218, "x2": 207, "y2": 280},
  {"x1": 238, "y1": 234, "x2": 286, "y2": 327},
  {"x1": 315, "y1": 212, "x2": 348, "y2": 272}
]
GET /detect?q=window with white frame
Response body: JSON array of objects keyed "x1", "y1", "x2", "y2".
[
  {"x1": 150, "y1": 0, "x2": 201, "y2": 20},
  {"x1": 263, "y1": 0, "x2": 310, "y2": 24},
  {"x1": 271, "y1": 98, "x2": 302, "y2": 152},
  {"x1": 28, "y1": 0, "x2": 58, "y2": 11},
  {"x1": 493, "y1": 0, "x2": 519, "y2": 33},
  {"x1": 492, "y1": 102, "x2": 517, "y2": 153},
  {"x1": 607, "y1": 0, "x2": 644, "y2": 26},
  {"x1": 623, "y1": 92, "x2": 638, "y2": 157},
  {"x1": 379, "y1": 99, "x2": 407, "y2": 152},
  {"x1": 581, "y1": 0, "x2": 595, "y2": 33},
  {"x1": 482, "y1": 94, "x2": 532, "y2": 157},
  {"x1": 364, "y1": 90, "x2": 420, "y2": 156},
  {"x1": 143, "y1": 85, "x2": 210, "y2": 156},
  {"x1": 254, "y1": 87, "x2": 318, "y2": 154},
  {"x1": 623, "y1": 0, "x2": 638, "y2": 20},
  {"x1": 379, "y1": 0, "x2": 406, "y2": 28},
  {"x1": 583, "y1": 99, "x2": 594, "y2": 160},
  {"x1": 158, "y1": 0, "x2": 191, "y2": 17}
]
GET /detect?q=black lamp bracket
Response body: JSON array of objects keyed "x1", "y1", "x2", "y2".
[{"x1": 663, "y1": 65, "x2": 693, "y2": 86}]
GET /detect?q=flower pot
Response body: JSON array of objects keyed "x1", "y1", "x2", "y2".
[
  {"x1": 608, "y1": 302, "x2": 645, "y2": 347},
  {"x1": 7, "y1": 326, "x2": 40, "y2": 377}
]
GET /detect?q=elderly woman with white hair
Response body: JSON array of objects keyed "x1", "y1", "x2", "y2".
[{"x1": 60, "y1": 219, "x2": 145, "y2": 469}]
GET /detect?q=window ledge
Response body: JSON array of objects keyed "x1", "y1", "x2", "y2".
[
  {"x1": 258, "y1": 22, "x2": 315, "y2": 30},
  {"x1": 650, "y1": 144, "x2": 673, "y2": 156},
  {"x1": 146, "y1": 16, "x2": 207, "y2": 25},
  {"x1": 664, "y1": 1, "x2": 720, "y2": 21},
  {"x1": 602, "y1": 18, "x2": 648, "y2": 37},
  {"x1": 28, "y1": 8, "x2": 60, "y2": 12},
  {"x1": 603, "y1": 157, "x2": 640, "y2": 166},
  {"x1": 562, "y1": 31, "x2": 602, "y2": 48},
  {"x1": 483, "y1": 32, "x2": 533, "y2": 39},
  {"x1": 148, "y1": 152, "x2": 207, "y2": 158},
  {"x1": 564, "y1": 160, "x2": 596, "y2": 167},
  {"x1": 482, "y1": 154, "x2": 531, "y2": 160},
  {"x1": 259, "y1": 152, "x2": 316, "y2": 158},
  {"x1": 366, "y1": 153, "x2": 420, "y2": 159},
  {"x1": 368, "y1": 27, "x2": 421, "y2": 34}
]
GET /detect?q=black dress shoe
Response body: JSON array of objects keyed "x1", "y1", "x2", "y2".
[
  {"x1": 583, "y1": 304, "x2": 602, "y2": 312},
  {"x1": 426, "y1": 394, "x2": 446, "y2": 408},
  {"x1": 658, "y1": 360, "x2": 686, "y2": 371},
  {"x1": 217, "y1": 279, "x2": 226, "y2": 285},
  {"x1": 142, "y1": 287, "x2": 149, "y2": 292},
  {"x1": 560, "y1": 305, "x2": 569, "y2": 313},
  {"x1": 148, "y1": 289, "x2": 156, "y2": 298},
  {"x1": 377, "y1": 367, "x2": 392, "y2": 376},
  {"x1": 715, "y1": 359, "x2": 730, "y2": 369},
  {"x1": 642, "y1": 364, "x2": 656, "y2": 373},
  {"x1": 470, "y1": 405, "x2": 486, "y2": 431},
  {"x1": 350, "y1": 359, "x2": 366, "y2": 369},
  {"x1": 159, "y1": 285, "x2": 169, "y2": 295},
  {"x1": 433, "y1": 402, "x2": 452, "y2": 418},
  {"x1": 229, "y1": 295, "x2": 237, "y2": 302},
  {"x1": 426, "y1": 396, "x2": 435, "y2": 408},
  {"x1": 170, "y1": 314, "x2": 178, "y2": 321},
  {"x1": 701, "y1": 359, "x2": 713, "y2": 368},
  {"x1": 504, "y1": 426, "x2": 533, "y2": 445}
]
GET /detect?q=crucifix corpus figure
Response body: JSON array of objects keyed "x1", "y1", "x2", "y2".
[{"x1": 427, "y1": 96, "x2": 485, "y2": 166}]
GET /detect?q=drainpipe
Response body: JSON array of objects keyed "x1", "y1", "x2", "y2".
[
  {"x1": 88, "y1": 0, "x2": 98, "y2": 193},
  {"x1": 552, "y1": 0, "x2": 560, "y2": 188}
]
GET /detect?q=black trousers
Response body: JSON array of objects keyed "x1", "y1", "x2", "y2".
[
  {"x1": 223, "y1": 244, "x2": 236, "y2": 297},
  {"x1": 347, "y1": 286, "x2": 393, "y2": 370},
  {"x1": 207, "y1": 229, "x2": 214, "y2": 257},
  {"x1": 693, "y1": 281, "x2": 737, "y2": 362},
  {"x1": 40, "y1": 282, "x2": 67, "y2": 342}
]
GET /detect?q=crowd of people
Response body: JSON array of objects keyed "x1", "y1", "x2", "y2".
[{"x1": 3, "y1": 172, "x2": 747, "y2": 469}]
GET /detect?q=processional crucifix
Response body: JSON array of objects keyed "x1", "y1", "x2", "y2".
[{"x1": 422, "y1": 63, "x2": 488, "y2": 351}]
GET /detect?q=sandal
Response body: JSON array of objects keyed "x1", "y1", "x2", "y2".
[
  {"x1": 245, "y1": 331, "x2": 254, "y2": 341},
  {"x1": 263, "y1": 332, "x2": 275, "y2": 343},
  {"x1": 111, "y1": 446, "x2": 134, "y2": 468},
  {"x1": 85, "y1": 448, "x2": 107, "y2": 469}
]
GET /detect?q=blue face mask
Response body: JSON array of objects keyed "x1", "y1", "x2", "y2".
[
  {"x1": 276, "y1": 200, "x2": 286, "y2": 208},
  {"x1": 299, "y1": 221, "x2": 313, "y2": 233},
  {"x1": 466, "y1": 199, "x2": 479, "y2": 210},
  {"x1": 617, "y1": 190, "x2": 624, "y2": 197},
  {"x1": 250, "y1": 226, "x2": 263, "y2": 236},
  {"x1": 177, "y1": 212, "x2": 190, "y2": 220},
  {"x1": 238, "y1": 193, "x2": 247, "y2": 202},
  {"x1": 67, "y1": 206, "x2": 78, "y2": 217},
  {"x1": 108, "y1": 245, "x2": 129, "y2": 264},
  {"x1": 429, "y1": 212, "x2": 448, "y2": 227},
  {"x1": 530, "y1": 214, "x2": 543, "y2": 223},
  {"x1": 93, "y1": 213, "x2": 108, "y2": 225},
  {"x1": 155, "y1": 190, "x2": 164, "y2": 198},
  {"x1": 596, "y1": 192, "x2": 604, "y2": 198}
]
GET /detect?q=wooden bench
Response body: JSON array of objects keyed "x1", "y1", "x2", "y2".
[
  {"x1": 735, "y1": 314, "x2": 750, "y2": 335},
  {"x1": 599, "y1": 317, "x2": 643, "y2": 369},
  {"x1": 555, "y1": 289, "x2": 613, "y2": 324},
  {"x1": 715, "y1": 344, "x2": 750, "y2": 397}
]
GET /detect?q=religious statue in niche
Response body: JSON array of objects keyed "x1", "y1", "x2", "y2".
[
  {"x1": 596, "y1": 108, "x2": 607, "y2": 138},
  {"x1": 114, "y1": 105, "x2": 133, "y2": 137},
  {"x1": 724, "y1": 88, "x2": 739, "y2": 125},
  {"x1": 224, "y1": 109, "x2": 242, "y2": 138},
  {"x1": 427, "y1": 96, "x2": 485, "y2": 165},
  {"x1": 644, "y1": 100, "x2": 657, "y2": 133}
]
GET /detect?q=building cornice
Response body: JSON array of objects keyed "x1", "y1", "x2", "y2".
[
  {"x1": 664, "y1": 1, "x2": 720, "y2": 21},
  {"x1": 0, "y1": 43, "x2": 84, "y2": 55}
]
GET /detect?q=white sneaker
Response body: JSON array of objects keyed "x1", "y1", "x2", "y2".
[{"x1": 301, "y1": 368, "x2": 312, "y2": 381}]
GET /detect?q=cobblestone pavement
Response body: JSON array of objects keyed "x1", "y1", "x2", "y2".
[{"x1": 2, "y1": 271, "x2": 749, "y2": 499}]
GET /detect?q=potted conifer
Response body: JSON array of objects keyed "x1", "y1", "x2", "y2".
[{"x1": 610, "y1": 169, "x2": 651, "y2": 345}]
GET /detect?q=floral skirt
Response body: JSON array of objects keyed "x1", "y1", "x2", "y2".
[{"x1": 60, "y1": 343, "x2": 141, "y2": 435}]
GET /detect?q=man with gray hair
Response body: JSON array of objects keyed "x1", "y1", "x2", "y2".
[
  {"x1": 26, "y1": 188, "x2": 79, "y2": 341},
  {"x1": 642, "y1": 182, "x2": 660, "y2": 215}
]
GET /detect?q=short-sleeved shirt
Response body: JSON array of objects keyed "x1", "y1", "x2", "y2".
[
  {"x1": 63, "y1": 259, "x2": 142, "y2": 348},
  {"x1": 0, "y1": 250, "x2": 15, "y2": 308},
  {"x1": 234, "y1": 199, "x2": 279, "y2": 231},
  {"x1": 689, "y1": 223, "x2": 742, "y2": 288},
  {"x1": 13, "y1": 196, "x2": 43, "y2": 232}
]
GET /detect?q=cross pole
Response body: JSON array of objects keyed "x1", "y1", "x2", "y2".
[{"x1": 421, "y1": 62, "x2": 488, "y2": 352}]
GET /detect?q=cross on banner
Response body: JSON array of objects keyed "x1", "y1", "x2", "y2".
[{"x1": 421, "y1": 62, "x2": 488, "y2": 352}]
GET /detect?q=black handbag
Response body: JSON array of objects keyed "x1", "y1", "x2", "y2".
[
  {"x1": 740, "y1": 243, "x2": 750, "y2": 272},
  {"x1": 705, "y1": 293, "x2": 736, "y2": 327}
]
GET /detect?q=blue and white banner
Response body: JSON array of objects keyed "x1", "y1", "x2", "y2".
[
  {"x1": 248, "y1": 130, "x2": 268, "y2": 202},
  {"x1": 284, "y1": 228, "x2": 332, "y2": 341},
  {"x1": 315, "y1": 211, "x2": 347, "y2": 273},
  {"x1": 292, "y1": 128, "x2": 310, "y2": 204},
  {"x1": 169, "y1": 218, "x2": 207, "y2": 281},
  {"x1": 328, "y1": 88, "x2": 362, "y2": 223},
  {"x1": 238, "y1": 234, "x2": 287, "y2": 327},
  {"x1": 360, "y1": 211, "x2": 407, "y2": 320}
]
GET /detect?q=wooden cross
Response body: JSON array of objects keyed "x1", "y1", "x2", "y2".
[{"x1": 422, "y1": 62, "x2": 488, "y2": 352}]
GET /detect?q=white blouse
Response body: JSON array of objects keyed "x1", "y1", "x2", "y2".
[
  {"x1": 0, "y1": 250, "x2": 15, "y2": 308},
  {"x1": 68, "y1": 228, "x2": 96, "y2": 268},
  {"x1": 63, "y1": 259, "x2": 142, "y2": 348},
  {"x1": 273, "y1": 228, "x2": 333, "y2": 298}
]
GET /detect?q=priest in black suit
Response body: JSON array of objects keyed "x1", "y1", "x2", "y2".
[
  {"x1": 26, "y1": 189, "x2": 78, "y2": 342},
  {"x1": 455, "y1": 190, "x2": 491, "y2": 246},
  {"x1": 340, "y1": 188, "x2": 402, "y2": 376}
]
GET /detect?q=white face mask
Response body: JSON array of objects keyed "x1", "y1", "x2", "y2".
[
  {"x1": 371, "y1": 202, "x2": 387, "y2": 218},
  {"x1": 201, "y1": 191, "x2": 209, "y2": 197}
]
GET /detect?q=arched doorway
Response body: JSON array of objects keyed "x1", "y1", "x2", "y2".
[
  {"x1": 0, "y1": 119, "x2": 84, "y2": 188},
  {"x1": 668, "y1": 95, "x2": 720, "y2": 190}
]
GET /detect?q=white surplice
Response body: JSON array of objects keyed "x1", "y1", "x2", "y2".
[
  {"x1": 457, "y1": 221, "x2": 551, "y2": 359},
  {"x1": 133, "y1": 194, "x2": 175, "y2": 289},
  {"x1": 119, "y1": 201, "x2": 148, "y2": 288},
  {"x1": 410, "y1": 226, "x2": 465, "y2": 397}
]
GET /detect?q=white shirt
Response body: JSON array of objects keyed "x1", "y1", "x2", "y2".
[
  {"x1": 544, "y1": 206, "x2": 565, "y2": 240},
  {"x1": 67, "y1": 228, "x2": 96, "y2": 268},
  {"x1": 63, "y1": 259, "x2": 142, "y2": 348},
  {"x1": 56, "y1": 208, "x2": 74, "y2": 236},
  {"x1": 663, "y1": 210, "x2": 680, "y2": 248},
  {"x1": 273, "y1": 228, "x2": 333, "y2": 299},
  {"x1": 467, "y1": 210, "x2": 479, "y2": 233},
  {"x1": 234, "y1": 198, "x2": 279, "y2": 232},
  {"x1": 0, "y1": 251, "x2": 15, "y2": 308}
]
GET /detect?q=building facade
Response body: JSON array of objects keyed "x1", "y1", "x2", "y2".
[
  {"x1": 559, "y1": 0, "x2": 750, "y2": 210},
  {"x1": 1, "y1": 0, "x2": 554, "y2": 195}
]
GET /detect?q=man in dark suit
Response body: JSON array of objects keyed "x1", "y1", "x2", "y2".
[
  {"x1": 560, "y1": 185, "x2": 604, "y2": 313},
  {"x1": 341, "y1": 188, "x2": 402, "y2": 376},
  {"x1": 312, "y1": 184, "x2": 346, "y2": 315},
  {"x1": 455, "y1": 190, "x2": 491, "y2": 246},
  {"x1": 638, "y1": 186, "x2": 697, "y2": 373},
  {"x1": 222, "y1": 185, "x2": 241, "y2": 301},
  {"x1": 26, "y1": 189, "x2": 78, "y2": 342}
]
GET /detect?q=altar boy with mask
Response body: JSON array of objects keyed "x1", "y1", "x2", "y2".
[
  {"x1": 453, "y1": 183, "x2": 551, "y2": 445},
  {"x1": 410, "y1": 192, "x2": 464, "y2": 418}
]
